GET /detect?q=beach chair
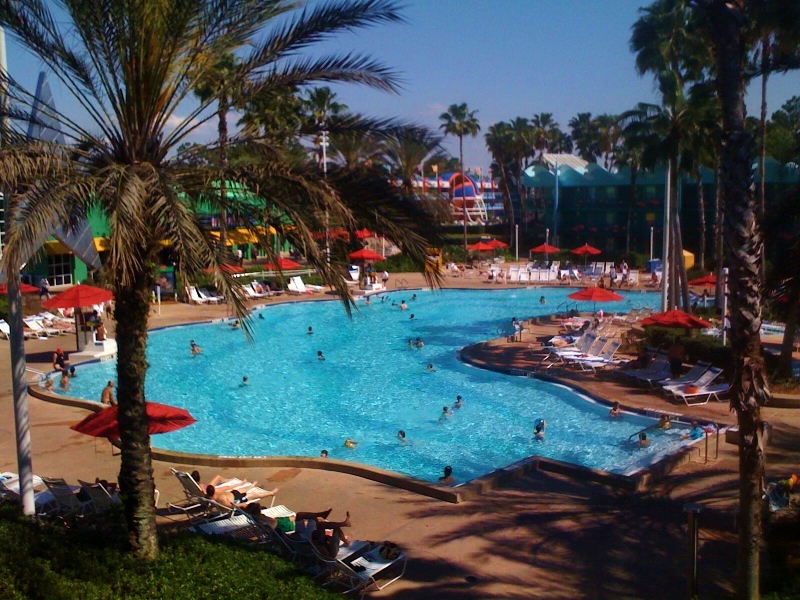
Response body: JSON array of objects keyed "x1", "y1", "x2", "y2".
[
  {"x1": 655, "y1": 362, "x2": 714, "y2": 390},
  {"x1": 0, "y1": 473, "x2": 57, "y2": 514},
  {"x1": 518, "y1": 269, "x2": 530, "y2": 283},
  {"x1": 186, "y1": 286, "x2": 209, "y2": 305},
  {"x1": 507, "y1": 265, "x2": 520, "y2": 283},
  {"x1": 669, "y1": 383, "x2": 730, "y2": 406},
  {"x1": 567, "y1": 340, "x2": 622, "y2": 372},
  {"x1": 0, "y1": 319, "x2": 40, "y2": 340},
  {"x1": 241, "y1": 282, "x2": 267, "y2": 299},
  {"x1": 328, "y1": 544, "x2": 408, "y2": 596},
  {"x1": 198, "y1": 288, "x2": 224, "y2": 303},
  {"x1": 23, "y1": 317, "x2": 63, "y2": 337},
  {"x1": 42, "y1": 477, "x2": 92, "y2": 518},
  {"x1": 662, "y1": 368, "x2": 725, "y2": 404},
  {"x1": 618, "y1": 350, "x2": 669, "y2": 384},
  {"x1": 77, "y1": 480, "x2": 121, "y2": 514}
]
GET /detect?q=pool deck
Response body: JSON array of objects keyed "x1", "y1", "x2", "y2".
[{"x1": 2, "y1": 270, "x2": 800, "y2": 598}]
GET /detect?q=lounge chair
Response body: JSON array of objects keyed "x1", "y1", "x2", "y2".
[
  {"x1": 241, "y1": 282, "x2": 267, "y2": 299},
  {"x1": 23, "y1": 317, "x2": 64, "y2": 337},
  {"x1": 0, "y1": 472, "x2": 57, "y2": 514},
  {"x1": 186, "y1": 286, "x2": 209, "y2": 305},
  {"x1": 656, "y1": 362, "x2": 714, "y2": 390},
  {"x1": 77, "y1": 479, "x2": 121, "y2": 513},
  {"x1": 168, "y1": 469, "x2": 277, "y2": 515},
  {"x1": 324, "y1": 543, "x2": 407, "y2": 596},
  {"x1": 42, "y1": 476, "x2": 92, "y2": 518},
  {"x1": 669, "y1": 383, "x2": 730, "y2": 406},
  {"x1": 198, "y1": 288, "x2": 224, "y2": 303},
  {"x1": 0, "y1": 319, "x2": 40, "y2": 340},
  {"x1": 617, "y1": 350, "x2": 669, "y2": 383},
  {"x1": 567, "y1": 340, "x2": 622, "y2": 372}
]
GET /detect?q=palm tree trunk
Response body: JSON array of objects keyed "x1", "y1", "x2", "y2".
[
  {"x1": 626, "y1": 167, "x2": 638, "y2": 255},
  {"x1": 218, "y1": 97, "x2": 229, "y2": 251},
  {"x1": 759, "y1": 36, "x2": 770, "y2": 282},
  {"x1": 460, "y1": 136, "x2": 467, "y2": 254},
  {"x1": 696, "y1": 168, "x2": 707, "y2": 271},
  {"x1": 114, "y1": 267, "x2": 158, "y2": 560},
  {"x1": 707, "y1": 2, "x2": 770, "y2": 597},
  {"x1": 714, "y1": 161, "x2": 725, "y2": 301},
  {"x1": 670, "y1": 159, "x2": 691, "y2": 311}
]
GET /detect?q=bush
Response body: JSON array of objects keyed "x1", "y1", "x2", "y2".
[
  {"x1": 374, "y1": 253, "x2": 419, "y2": 273},
  {"x1": 0, "y1": 504, "x2": 338, "y2": 600}
]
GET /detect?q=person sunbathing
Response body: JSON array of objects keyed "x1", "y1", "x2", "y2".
[
  {"x1": 244, "y1": 503, "x2": 344, "y2": 536},
  {"x1": 205, "y1": 484, "x2": 279, "y2": 509}
]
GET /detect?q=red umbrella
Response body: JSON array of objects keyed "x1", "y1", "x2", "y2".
[
  {"x1": 688, "y1": 273, "x2": 717, "y2": 286},
  {"x1": 42, "y1": 284, "x2": 114, "y2": 351},
  {"x1": 42, "y1": 284, "x2": 113, "y2": 310},
  {"x1": 262, "y1": 258, "x2": 302, "y2": 270},
  {"x1": 355, "y1": 228, "x2": 373, "y2": 239},
  {"x1": 71, "y1": 401, "x2": 196, "y2": 439},
  {"x1": 530, "y1": 243, "x2": 560, "y2": 254},
  {"x1": 467, "y1": 241, "x2": 495, "y2": 252},
  {"x1": 568, "y1": 286, "x2": 624, "y2": 312},
  {"x1": 568, "y1": 288, "x2": 624, "y2": 303},
  {"x1": 640, "y1": 309, "x2": 713, "y2": 329},
  {"x1": 485, "y1": 239, "x2": 509, "y2": 249},
  {"x1": 571, "y1": 243, "x2": 602, "y2": 256},
  {"x1": 0, "y1": 283, "x2": 40, "y2": 294},
  {"x1": 348, "y1": 248, "x2": 384, "y2": 261}
]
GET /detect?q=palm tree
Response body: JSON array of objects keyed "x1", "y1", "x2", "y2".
[
  {"x1": 485, "y1": 122, "x2": 517, "y2": 240},
  {"x1": 569, "y1": 112, "x2": 599, "y2": 162},
  {"x1": 594, "y1": 114, "x2": 623, "y2": 171},
  {"x1": 616, "y1": 123, "x2": 645, "y2": 255},
  {"x1": 630, "y1": 0, "x2": 712, "y2": 312},
  {"x1": 699, "y1": 1, "x2": 770, "y2": 596},
  {"x1": 383, "y1": 126, "x2": 444, "y2": 190},
  {"x1": 0, "y1": 0, "x2": 439, "y2": 560},
  {"x1": 439, "y1": 103, "x2": 480, "y2": 253}
]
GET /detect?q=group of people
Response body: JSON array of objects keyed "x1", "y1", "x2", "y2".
[{"x1": 440, "y1": 395, "x2": 464, "y2": 420}]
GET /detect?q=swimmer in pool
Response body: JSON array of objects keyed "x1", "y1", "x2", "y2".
[
  {"x1": 240, "y1": 376, "x2": 249, "y2": 387},
  {"x1": 258, "y1": 313, "x2": 265, "y2": 319},
  {"x1": 609, "y1": 401, "x2": 620, "y2": 417},
  {"x1": 411, "y1": 294, "x2": 417, "y2": 301},
  {"x1": 320, "y1": 449, "x2": 328, "y2": 458},
  {"x1": 190, "y1": 340, "x2": 202, "y2": 355},
  {"x1": 399, "y1": 300, "x2": 408, "y2": 311},
  {"x1": 397, "y1": 430, "x2": 407, "y2": 444},
  {"x1": 533, "y1": 418, "x2": 546, "y2": 440},
  {"x1": 638, "y1": 432, "x2": 651, "y2": 447},
  {"x1": 344, "y1": 438, "x2": 357, "y2": 448},
  {"x1": 657, "y1": 414, "x2": 671, "y2": 429},
  {"x1": 415, "y1": 337, "x2": 424, "y2": 347},
  {"x1": 453, "y1": 395, "x2": 464, "y2": 409},
  {"x1": 307, "y1": 326, "x2": 313, "y2": 335},
  {"x1": 440, "y1": 406, "x2": 453, "y2": 420},
  {"x1": 317, "y1": 350, "x2": 325, "y2": 361},
  {"x1": 438, "y1": 465, "x2": 456, "y2": 485},
  {"x1": 426, "y1": 363, "x2": 436, "y2": 372},
  {"x1": 230, "y1": 319, "x2": 240, "y2": 330}
]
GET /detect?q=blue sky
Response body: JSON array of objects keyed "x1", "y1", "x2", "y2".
[{"x1": 4, "y1": 0, "x2": 798, "y2": 169}]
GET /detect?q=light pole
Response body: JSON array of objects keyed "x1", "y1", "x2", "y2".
[
  {"x1": 319, "y1": 124, "x2": 330, "y2": 265},
  {"x1": 515, "y1": 224, "x2": 519, "y2": 262},
  {"x1": 650, "y1": 226, "x2": 654, "y2": 260}
]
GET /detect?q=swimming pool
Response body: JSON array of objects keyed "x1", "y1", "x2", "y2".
[{"x1": 59, "y1": 288, "x2": 693, "y2": 483}]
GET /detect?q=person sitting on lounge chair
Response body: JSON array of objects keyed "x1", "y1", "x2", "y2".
[{"x1": 205, "y1": 484, "x2": 279, "y2": 509}]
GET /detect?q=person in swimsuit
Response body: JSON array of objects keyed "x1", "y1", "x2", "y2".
[{"x1": 53, "y1": 348, "x2": 69, "y2": 374}]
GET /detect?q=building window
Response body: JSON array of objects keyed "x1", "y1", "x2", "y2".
[{"x1": 49, "y1": 254, "x2": 73, "y2": 286}]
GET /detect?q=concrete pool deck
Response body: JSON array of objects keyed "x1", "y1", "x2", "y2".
[{"x1": 2, "y1": 270, "x2": 800, "y2": 598}]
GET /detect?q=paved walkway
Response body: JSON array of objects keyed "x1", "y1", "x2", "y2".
[{"x1": 2, "y1": 269, "x2": 799, "y2": 599}]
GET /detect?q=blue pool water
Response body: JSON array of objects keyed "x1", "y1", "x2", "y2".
[{"x1": 59, "y1": 288, "x2": 695, "y2": 483}]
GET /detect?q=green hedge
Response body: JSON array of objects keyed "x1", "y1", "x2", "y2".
[{"x1": 0, "y1": 505, "x2": 337, "y2": 600}]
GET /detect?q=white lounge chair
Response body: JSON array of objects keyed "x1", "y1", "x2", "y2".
[
  {"x1": 656, "y1": 362, "x2": 714, "y2": 390},
  {"x1": 186, "y1": 286, "x2": 209, "y2": 305},
  {"x1": 198, "y1": 288, "x2": 224, "y2": 303},
  {"x1": 329, "y1": 543, "x2": 407, "y2": 596},
  {"x1": 77, "y1": 479, "x2": 121, "y2": 513},
  {"x1": 669, "y1": 383, "x2": 730, "y2": 406},
  {"x1": 0, "y1": 319, "x2": 40, "y2": 340},
  {"x1": 24, "y1": 317, "x2": 64, "y2": 337},
  {"x1": 567, "y1": 340, "x2": 622, "y2": 372}
]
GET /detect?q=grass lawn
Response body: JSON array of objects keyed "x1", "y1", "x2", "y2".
[{"x1": 0, "y1": 504, "x2": 338, "y2": 600}]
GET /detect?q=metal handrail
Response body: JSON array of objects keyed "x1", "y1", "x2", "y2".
[{"x1": 25, "y1": 367, "x2": 47, "y2": 382}]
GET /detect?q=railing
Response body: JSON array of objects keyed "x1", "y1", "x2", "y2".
[
  {"x1": 394, "y1": 278, "x2": 409, "y2": 291},
  {"x1": 555, "y1": 300, "x2": 578, "y2": 315},
  {"x1": 25, "y1": 367, "x2": 47, "y2": 382}
]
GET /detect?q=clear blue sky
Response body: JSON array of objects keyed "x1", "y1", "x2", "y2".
[{"x1": 5, "y1": 0, "x2": 798, "y2": 170}]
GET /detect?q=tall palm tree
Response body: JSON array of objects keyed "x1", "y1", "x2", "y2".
[
  {"x1": 485, "y1": 122, "x2": 517, "y2": 239},
  {"x1": 594, "y1": 114, "x2": 623, "y2": 171},
  {"x1": 439, "y1": 103, "x2": 480, "y2": 253},
  {"x1": 569, "y1": 112, "x2": 599, "y2": 162},
  {"x1": 616, "y1": 122, "x2": 646, "y2": 255},
  {"x1": 383, "y1": 126, "x2": 444, "y2": 190},
  {"x1": 699, "y1": 1, "x2": 770, "y2": 596},
  {"x1": 0, "y1": 0, "x2": 437, "y2": 560}
]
